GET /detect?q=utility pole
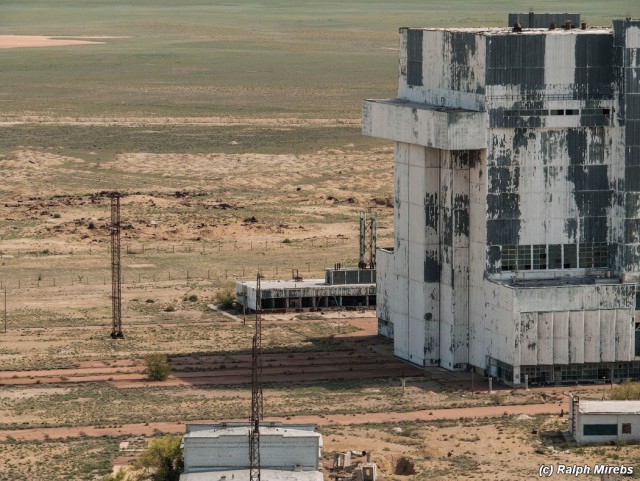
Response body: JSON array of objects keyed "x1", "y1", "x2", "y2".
[
  {"x1": 249, "y1": 273, "x2": 263, "y2": 481},
  {"x1": 359, "y1": 212, "x2": 377, "y2": 269},
  {"x1": 110, "y1": 192, "x2": 124, "y2": 339}
]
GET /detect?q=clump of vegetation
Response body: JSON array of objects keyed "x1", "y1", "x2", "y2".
[
  {"x1": 104, "y1": 435, "x2": 183, "y2": 481},
  {"x1": 133, "y1": 435, "x2": 183, "y2": 481},
  {"x1": 611, "y1": 379, "x2": 640, "y2": 400},
  {"x1": 215, "y1": 288, "x2": 235, "y2": 309},
  {"x1": 182, "y1": 294, "x2": 198, "y2": 302},
  {"x1": 143, "y1": 354, "x2": 171, "y2": 382},
  {"x1": 163, "y1": 306, "x2": 175, "y2": 312}
]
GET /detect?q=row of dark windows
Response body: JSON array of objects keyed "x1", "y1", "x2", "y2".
[
  {"x1": 584, "y1": 423, "x2": 632, "y2": 436},
  {"x1": 504, "y1": 108, "x2": 611, "y2": 117},
  {"x1": 500, "y1": 243, "x2": 607, "y2": 271}
]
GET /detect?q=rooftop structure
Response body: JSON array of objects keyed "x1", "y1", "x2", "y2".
[{"x1": 364, "y1": 16, "x2": 640, "y2": 385}]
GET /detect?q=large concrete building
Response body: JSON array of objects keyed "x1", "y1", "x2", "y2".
[{"x1": 364, "y1": 15, "x2": 640, "y2": 385}]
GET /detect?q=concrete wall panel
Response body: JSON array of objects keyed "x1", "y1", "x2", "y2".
[
  {"x1": 615, "y1": 309, "x2": 634, "y2": 360},
  {"x1": 600, "y1": 309, "x2": 617, "y2": 362},
  {"x1": 537, "y1": 312, "x2": 554, "y2": 364},
  {"x1": 569, "y1": 311, "x2": 585, "y2": 364},
  {"x1": 392, "y1": 271, "x2": 409, "y2": 361},
  {"x1": 583, "y1": 310, "x2": 601, "y2": 362},
  {"x1": 376, "y1": 249, "x2": 393, "y2": 324},
  {"x1": 520, "y1": 312, "x2": 538, "y2": 366},
  {"x1": 439, "y1": 283, "x2": 455, "y2": 369},
  {"x1": 553, "y1": 311, "x2": 569, "y2": 364},
  {"x1": 544, "y1": 34, "x2": 576, "y2": 88}
]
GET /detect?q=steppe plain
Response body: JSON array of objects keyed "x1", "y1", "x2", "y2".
[{"x1": 1, "y1": 1, "x2": 640, "y2": 480}]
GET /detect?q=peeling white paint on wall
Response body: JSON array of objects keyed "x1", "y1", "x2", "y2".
[{"x1": 365, "y1": 18, "x2": 640, "y2": 385}]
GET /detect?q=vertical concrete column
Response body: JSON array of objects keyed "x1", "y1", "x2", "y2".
[{"x1": 439, "y1": 150, "x2": 472, "y2": 370}]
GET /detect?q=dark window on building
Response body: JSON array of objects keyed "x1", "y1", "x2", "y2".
[
  {"x1": 602, "y1": 108, "x2": 611, "y2": 115},
  {"x1": 565, "y1": 109, "x2": 579, "y2": 115},
  {"x1": 579, "y1": 243, "x2": 594, "y2": 268},
  {"x1": 551, "y1": 109, "x2": 565, "y2": 116},
  {"x1": 622, "y1": 423, "x2": 632, "y2": 434},
  {"x1": 564, "y1": 244, "x2": 577, "y2": 268},
  {"x1": 518, "y1": 245, "x2": 532, "y2": 270},
  {"x1": 635, "y1": 322, "x2": 640, "y2": 357},
  {"x1": 532, "y1": 245, "x2": 547, "y2": 269},
  {"x1": 583, "y1": 424, "x2": 618, "y2": 436},
  {"x1": 593, "y1": 243, "x2": 608, "y2": 268},
  {"x1": 548, "y1": 245, "x2": 562, "y2": 269},
  {"x1": 502, "y1": 245, "x2": 517, "y2": 271},
  {"x1": 406, "y1": 30, "x2": 423, "y2": 87}
]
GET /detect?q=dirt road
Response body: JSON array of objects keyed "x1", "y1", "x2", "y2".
[{"x1": 0, "y1": 402, "x2": 566, "y2": 441}]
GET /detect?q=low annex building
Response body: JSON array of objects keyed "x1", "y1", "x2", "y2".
[
  {"x1": 569, "y1": 394, "x2": 640, "y2": 444},
  {"x1": 236, "y1": 268, "x2": 376, "y2": 312},
  {"x1": 364, "y1": 14, "x2": 640, "y2": 385},
  {"x1": 180, "y1": 422, "x2": 323, "y2": 481}
]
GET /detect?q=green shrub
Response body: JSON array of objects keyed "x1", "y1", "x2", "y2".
[
  {"x1": 143, "y1": 354, "x2": 171, "y2": 381},
  {"x1": 133, "y1": 434, "x2": 183, "y2": 481},
  {"x1": 611, "y1": 379, "x2": 640, "y2": 400},
  {"x1": 215, "y1": 289, "x2": 235, "y2": 309}
]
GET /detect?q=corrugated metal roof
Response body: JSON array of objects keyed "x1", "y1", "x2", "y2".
[
  {"x1": 184, "y1": 426, "x2": 322, "y2": 439},
  {"x1": 579, "y1": 400, "x2": 640, "y2": 414}
]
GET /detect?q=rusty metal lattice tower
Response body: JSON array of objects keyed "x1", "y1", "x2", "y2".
[
  {"x1": 110, "y1": 193, "x2": 124, "y2": 339},
  {"x1": 249, "y1": 273, "x2": 263, "y2": 481},
  {"x1": 359, "y1": 212, "x2": 377, "y2": 269}
]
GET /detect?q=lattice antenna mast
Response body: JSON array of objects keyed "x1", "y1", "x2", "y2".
[
  {"x1": 359, "y1": 212, "x2": 377, "y2": 269},
  {"x1": 110, "y1": 192, "x2": 124, "y2": 339},
  {"x1": 249, "y1": 273, "x2": 263, "y2": 481}
]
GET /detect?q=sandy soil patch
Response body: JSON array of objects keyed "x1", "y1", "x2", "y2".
[
  {"x1": 0, "y1": 387, "x2": 70, "y2": 400},
  {"x1": 0, "y1": 35, "x2": 104, "y2": 49}
]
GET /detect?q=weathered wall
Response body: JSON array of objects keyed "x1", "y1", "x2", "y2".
[
  {"x1": 184, "y1": 431, "x2": 320, "y2": 471},
  {"x1": 376, "y1": 248, "x2": 394, "y2": 338},
  {"x1": 485, "y1": 31, "x2": 621, "y2": 274},
  {"x1": 614, "y1": 21, "x2": 640, "y2": 276},
  {"x1": 576, "y1": 412, "x2": 640, "y2": 444},
  {"x1": 362, "y1": 99, "x2": 485, "y2": 150},
  {"x1": 398, "y1": 28, "x2": 486, "y2": 111},
  {"x1": 366, "y1": 23, "x2": 640, "y2": 379}
]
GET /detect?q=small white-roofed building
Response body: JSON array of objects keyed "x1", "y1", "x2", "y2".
[
  {"x1": 180, "y1": 422, "x2": 323, "y2": 481},
  {"x1": 568, "y1": 393, "x2": 640, "y2": 444}
]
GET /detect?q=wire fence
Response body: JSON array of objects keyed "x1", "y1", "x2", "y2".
[
  {"x1": 0, "y1": 262, "x2": 357, "y2": 291},
  {"x1": 0, "y1": 237, "x2": 375, "y2": 290},
  {"x1": 0, "y1": 237, "x2": 353, "y2": 259}
]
